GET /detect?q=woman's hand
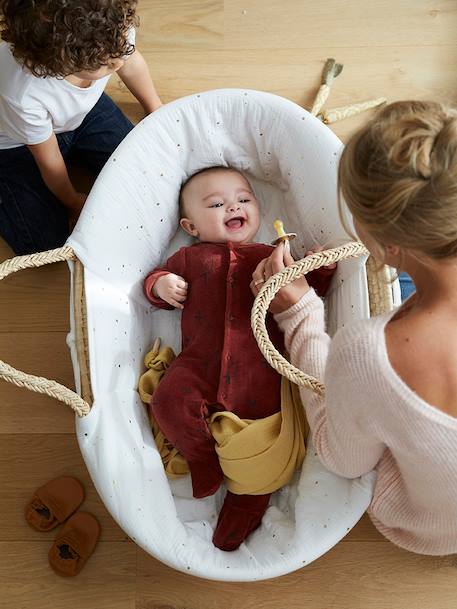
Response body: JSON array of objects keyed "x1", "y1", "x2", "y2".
[
  {"x1": 250, "y1": 242, "x2": 310, "y2": 314},
  {"x1": 153, "y1": 273, "x2": 188, "y2": 309}
]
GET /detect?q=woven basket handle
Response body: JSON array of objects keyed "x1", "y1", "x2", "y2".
[
  {"x1": 251, "y1": 241, "x2": 369, "y2": 397},
  {"x1": 0, "y1": 245, "x2": 90, "y2": 417}
]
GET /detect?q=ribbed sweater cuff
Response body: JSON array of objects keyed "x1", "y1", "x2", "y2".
[{"x1": 274, "y1": 288, "x2": 321, "y2": 326}]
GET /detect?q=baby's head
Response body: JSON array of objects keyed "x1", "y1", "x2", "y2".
[
  {"x1": 179, "y1": 166, "x2": 261, "y2": 244},
  {"x1": 0, "y1": 0, "x2": 138, "y2": 78},
  {"x1": 339, "y1": 100, "x2": 457, "y2": 263}
]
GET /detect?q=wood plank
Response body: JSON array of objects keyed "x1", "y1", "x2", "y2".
[
  {"x1": 344, "y1": 513, "x2": 385, "y2": 542},
  {"x1": 0, "y1": 262, "x2": 70, "y2": 333},
  {"x1": 136, "y1": 541, "x2": 457, "y2": 609},
  {"x1": 137, "y1": 0, "x2": 223, "y2": 49},
  {"x1": 0, "y1": 333, "x2": 76, "y2": 434},
  {"x1": 138, "y1": 0, "x2": 457, "y2": 50},
  {"x1": 0, "y1": 434, "x2": 128, "y2": 542},
  {"x1": 223, "y1": 0, "x2": 457, "y2": 50},
  {"x1": 0, "y1": 541, "x2": 136, "y2": 609}
]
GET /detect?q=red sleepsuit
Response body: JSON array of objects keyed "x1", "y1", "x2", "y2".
[{"x1": 144, "y1": 241, "x2": 334, "y2": 499}]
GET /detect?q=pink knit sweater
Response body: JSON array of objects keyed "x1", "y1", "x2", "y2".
[{"x1": 275, "y1": 289, "x2": 457, "y2": 555}]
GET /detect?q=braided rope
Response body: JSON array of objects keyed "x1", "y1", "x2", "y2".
[
  {"x1": 310, "y1": 84, "x2": 331, "y2": 117},
  {"x1": 0, "y1": 246, "x2": 90, "y2": 417},
  {"x1": 0, "y1": 245, "x2": 75, "y2": 280},
  {"x1": 319, "y1": 97, "x2": 387, "y2": 124},
  {"x1": 251, "y1": 241, "x2": 369, "y2": 397},
  {"x1": 309, "y1": 57, "x2": 386, "y2": 125},
  {"x1": 310, "y1": 58, "x2": 343, "y2": 116}
]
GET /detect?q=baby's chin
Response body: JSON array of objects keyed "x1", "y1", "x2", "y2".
[
  {"x1": 223, "y1": 229, "x2": 258, "y2": 244},
  {"x1": 202, "y1": 233, "x2": 257, "y2": 245}
]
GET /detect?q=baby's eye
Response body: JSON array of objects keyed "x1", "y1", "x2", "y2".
[
  {"x1": 210, "y1": 202, "x2": 224, "y2": 208},
  {"x1": 239, "y1": 198, "x2": 250, "y2": 203}
]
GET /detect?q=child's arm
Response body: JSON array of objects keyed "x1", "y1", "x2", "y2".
[
  {"x1": 27, "y1": 134, "x2": 86, "y2": 215},
  {"x1": 117, "y1": 50, "x2": 162, "y2": 115},
  {"x1": 144, "y1": 248, "x2": 187, "y2": 310},
  {"x1": 147, "y1": 272, "x2": 188, "y2": 310}
]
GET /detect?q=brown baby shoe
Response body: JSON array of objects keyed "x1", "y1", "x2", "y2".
[
  {"x1": 25, "y1": 476, "x2": 85, "y2": 532},
  {"x1": 48, "y1": 512, "x2": 101, "y2": 577}
]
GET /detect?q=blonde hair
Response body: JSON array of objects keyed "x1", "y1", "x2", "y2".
[{"x1": 338, "y1": 100, "x2": 457, "y2": 261}]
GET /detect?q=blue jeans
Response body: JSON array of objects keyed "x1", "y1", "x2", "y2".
[
  {"x1": 399, "y1": 271, "x2": 416, "y2": 301},
  {"x1": 0, "y1": 93, "x2": 133, "y2": 255}
]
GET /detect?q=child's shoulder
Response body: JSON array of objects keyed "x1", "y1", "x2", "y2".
[{"x1": 0, "y1": 42, "x2": 35, "y2": 103}]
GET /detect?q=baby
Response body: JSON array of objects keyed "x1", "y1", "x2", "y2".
[{"x1": 143, "y1": 166, "x2": 335, "y2": 551}]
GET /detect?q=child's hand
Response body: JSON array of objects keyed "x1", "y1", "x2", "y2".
[
  {"x1": 251, "y1": 242, "x2": 310, "y2": 314},
  {"x1": 68, "y1": 193, "x2": 87, "y2": 229},
  {"x1": 153, "y1": 273, "x2": 188, "y2": 309},
  {"x1": 73, "y1": 192, "x2": 88, "y2": 211}
]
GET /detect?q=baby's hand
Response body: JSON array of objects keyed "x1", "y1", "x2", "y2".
[
  {"x1": 305, "y1": 245, "x2": 337, "y2": 270},
  {"x1": 153, "y1": 273, "x2": 188, "y2": 309},
  {"x1": 251, "y1": 242, "x2": 310, "y2": 314}
]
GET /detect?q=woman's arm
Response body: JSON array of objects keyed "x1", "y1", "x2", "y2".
[
  {"x1": 278, "y1": 290, "x2": 385, "y2": 478},
  {"x1": 254, "y1": 244, "x2": 385, "y2": 478}
]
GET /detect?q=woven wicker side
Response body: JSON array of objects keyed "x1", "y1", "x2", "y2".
[
  {"x1": 73, "y1": 260, "x2": 94, "y2": 406},
  {"x1": 366, "y1": 256, "x2": 395, "y2": 317}
]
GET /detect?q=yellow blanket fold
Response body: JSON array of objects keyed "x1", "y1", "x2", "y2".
[
  {"x1": 138, "y1": 341, "x2": 308, "y2": 494},
  {"x1": 138, "y1": 343, "x2": 188, "y2": 478}
]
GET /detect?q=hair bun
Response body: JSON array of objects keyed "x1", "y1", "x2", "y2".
[
  {"x1": 339, "y1": 100, "x2": 457, "y2": 261},
  {"x1": 429, "y1": 115, "x2": 457, "y2": 176},
  {"x1": 386, "y1": 116, "x2": 441, "y2": 180},
  {"x1": 382, "y1": 105, "x2": 457, "y2": 182}
]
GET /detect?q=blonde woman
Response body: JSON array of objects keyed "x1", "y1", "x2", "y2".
[{"x1": 251, "y1": 101, "x2": 457, "y2": 555}]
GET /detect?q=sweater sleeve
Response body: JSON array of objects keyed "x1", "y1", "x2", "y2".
[
  {"x1": 275, "y1": 289, "x2": 385, "y2": 478},
  {"x1": 143, "y1": 247, "x2": 187, "y2": 310}
]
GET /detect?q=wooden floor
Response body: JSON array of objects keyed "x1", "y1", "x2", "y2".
[{"x1": 1, "y1": 1, "x2": 457, "y2": 607}]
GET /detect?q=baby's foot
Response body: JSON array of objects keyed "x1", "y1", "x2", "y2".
[{"x1": 212, "y1": 491, "x2": 271, "y2": 551}]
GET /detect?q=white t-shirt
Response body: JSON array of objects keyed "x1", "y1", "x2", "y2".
[{"x1": 0, "y1": 28, "x2": 135, "y2": 150}]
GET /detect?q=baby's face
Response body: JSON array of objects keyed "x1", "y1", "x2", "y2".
[{"x1": 180, "y1": 170, "x2": 261, "y2": 244}]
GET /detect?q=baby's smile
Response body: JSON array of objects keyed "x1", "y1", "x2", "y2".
[{"x1": 225, "y1": 216, "x2": 246, "y2": 231}]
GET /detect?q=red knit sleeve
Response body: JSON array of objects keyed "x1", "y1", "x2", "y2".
[{"x1": 306, "y1": 264, "x2": 337, "y2": 297}]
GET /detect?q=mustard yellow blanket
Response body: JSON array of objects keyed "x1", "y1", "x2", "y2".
[{"x1": 138, "y1": 340, "x2": 308, "y2": 495}]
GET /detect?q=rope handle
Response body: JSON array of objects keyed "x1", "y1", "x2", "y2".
[
  {"x1": 0, "y1": 246, "x2": 90, "y2": 417},
  {"x1": 251, "y1": 241, "x2": 369, "y2": 397}
]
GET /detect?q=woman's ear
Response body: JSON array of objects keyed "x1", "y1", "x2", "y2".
[
  {"x1": 385, "y1": 244, "x2": 401, "y2": 257},
  {"x1": 180, "y1": 217, "x2": 199, "y2": 237},
  {"x1": 384, "y1": 243, "x2": 404, "y2": 269}
]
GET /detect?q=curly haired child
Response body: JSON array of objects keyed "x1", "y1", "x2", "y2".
[{"x1": 0, "y1": 0, "x2": 162, "y2": 254}]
